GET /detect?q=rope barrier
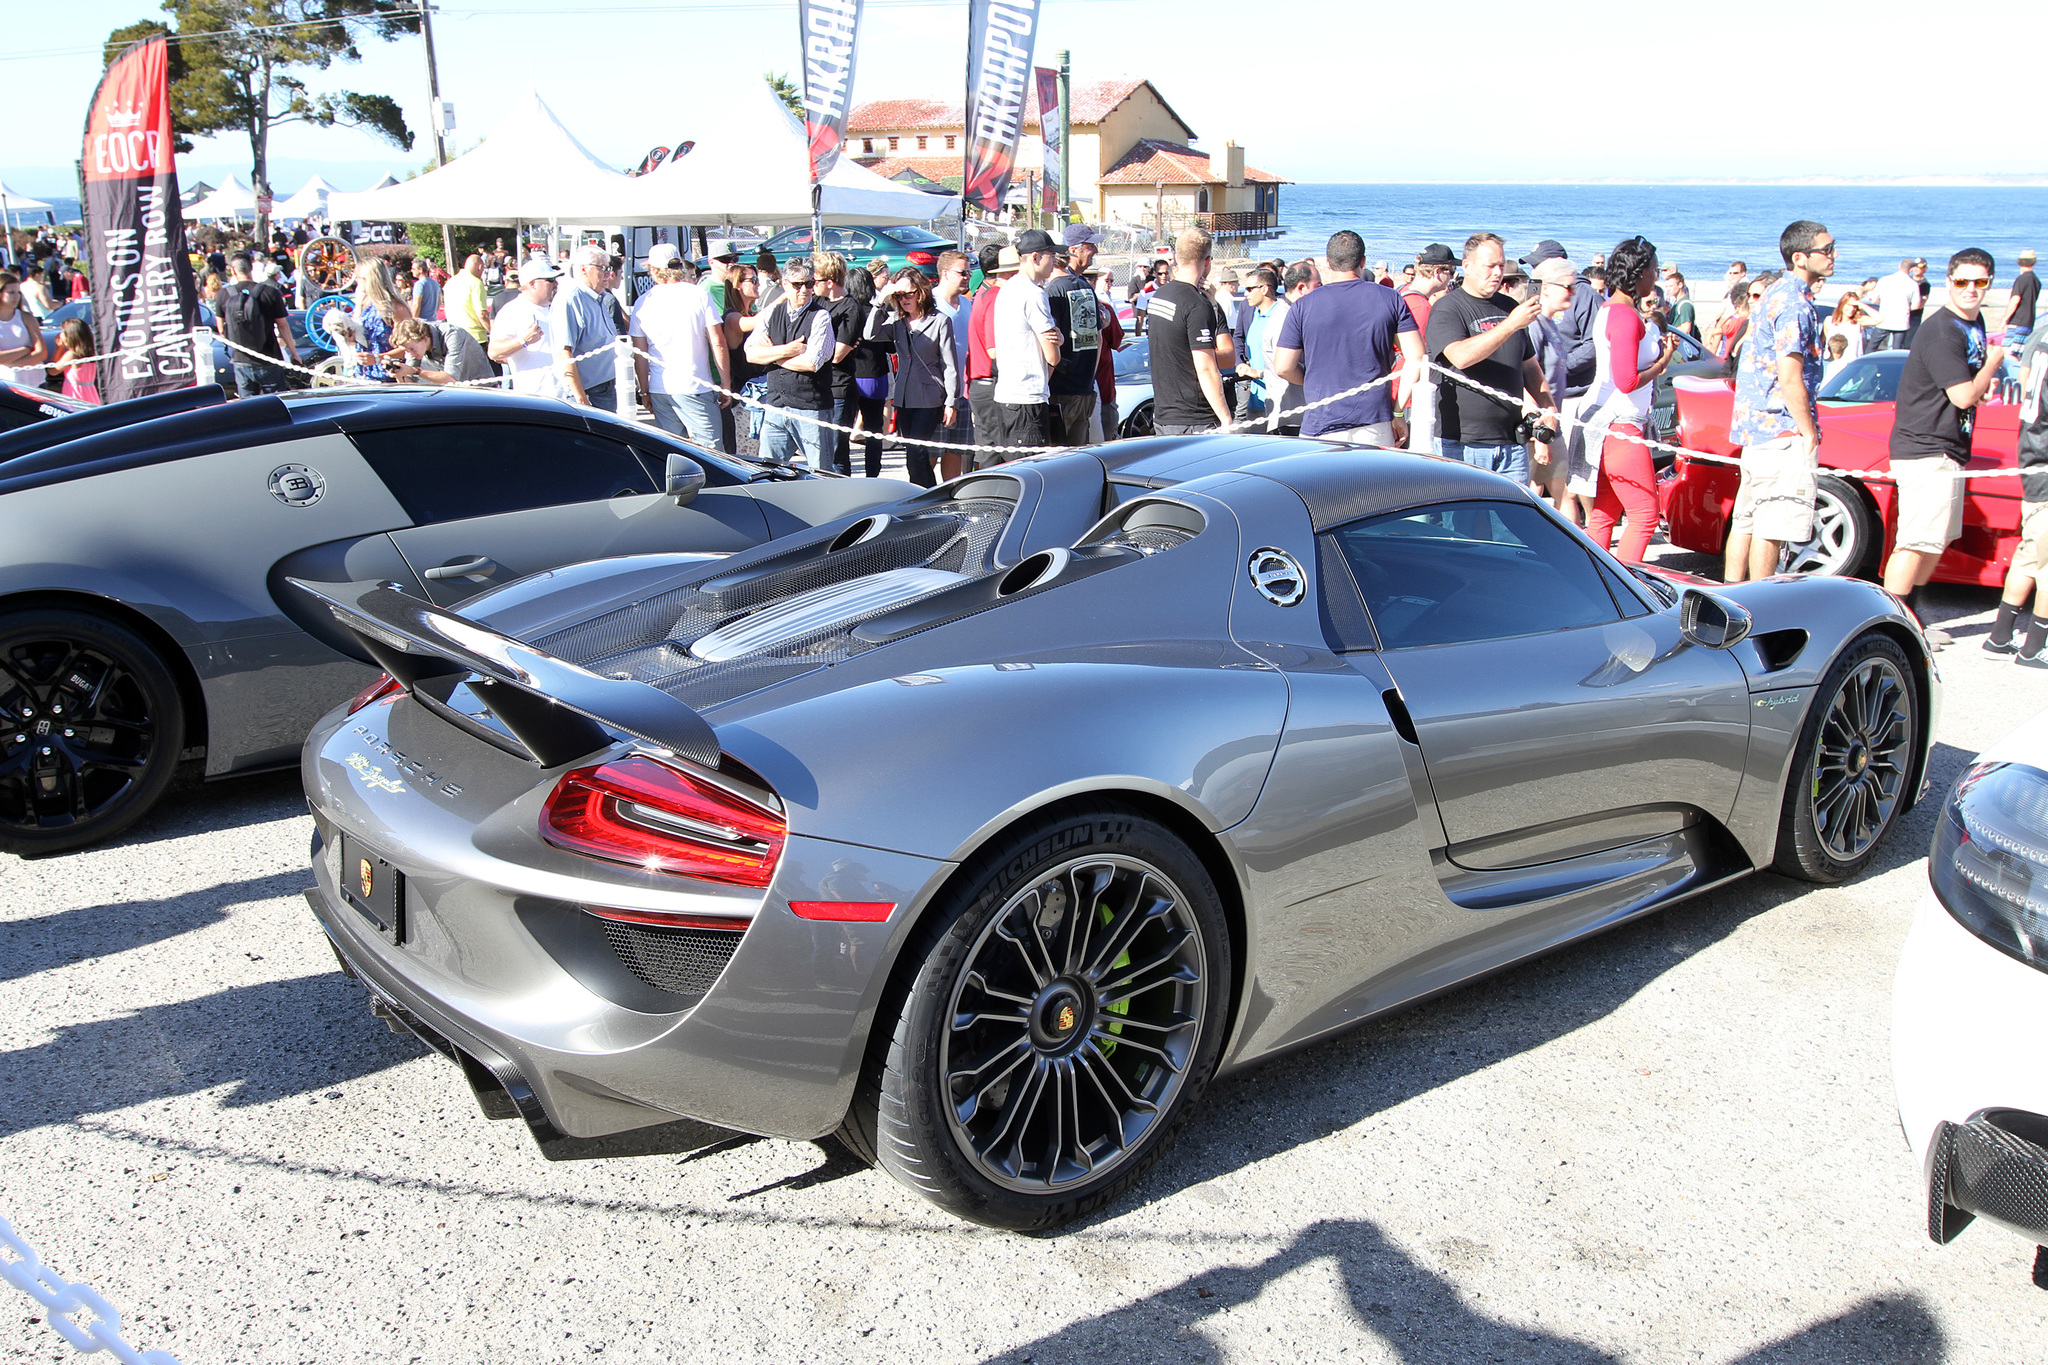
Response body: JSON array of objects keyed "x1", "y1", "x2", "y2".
[{"x1": 52, "y1": 316, "x2": 2031, "y2": 485}]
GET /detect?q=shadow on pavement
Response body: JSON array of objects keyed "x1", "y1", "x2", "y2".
[
  {"x1": 0, "y1": 974, "x2": 426, "y2": 1140},
  {"x1": 0, "y1": 869, "x2": 312, "y2": 984},
  {"x1": 974, "y1": 1218, "x2": 1942, "y2": 1364}
]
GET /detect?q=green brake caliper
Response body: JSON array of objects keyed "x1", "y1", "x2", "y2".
[{"x1": 1098, "y1": 901, "x2": 1129, "y2": 1056}]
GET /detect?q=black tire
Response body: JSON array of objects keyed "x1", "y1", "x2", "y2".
[
  {"x1": 1772, "y1": 633, "x2": 1918, "y2": 884},
  {"x1": 0, "y1": 608, "x2": 186, "y2": 856},
  {"x1": 841, "y1": 805, "x2": 1231, "y2": 1230},
  {"x1": 1780, "y1": 476, "x2": 1879, "y2": 579}
]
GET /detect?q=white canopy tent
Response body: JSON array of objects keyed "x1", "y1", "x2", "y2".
[
  {"x1": 365, "y1": 174, "x2": 398, "y2": 191},
  {"x1": 276, "y1": 173, "x2": 338, "y2": 221},
  {"x1": 323, "y1": 92, "x2": 633, "y2": 228},
  {"x1": 0, "y1": 183, "x2": 54, "y2": 230},
  {"x1": 182, "y1": 175, "x2": 256, "y2": 221},
  {"x1": 577, "y1": 79, "x2": 957, "y2": 227}
]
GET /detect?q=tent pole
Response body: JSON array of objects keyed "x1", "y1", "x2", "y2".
[{"x1": 810, "y1": 182, "x2": 822, "y2": 256}]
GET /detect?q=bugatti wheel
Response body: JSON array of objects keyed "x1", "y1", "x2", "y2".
[
  {"x1": 845, "y1": 806, "x2": 1230, "y2": 1229},
  {"x1": 1773, "y1": 632, "x2": 1918, "y2": 883},
  {"x1": 0, "y1": 609, "x2": 185, "y2": 856}
]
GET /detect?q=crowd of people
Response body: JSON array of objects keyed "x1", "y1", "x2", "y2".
[{"x1": 8, "y1": 210, "x2": 2046, "y2": 663}]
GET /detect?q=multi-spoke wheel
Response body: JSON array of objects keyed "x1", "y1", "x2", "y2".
[
  {"x1": 1779, "y1": 477, "x2": 1879, "y2": 579},
  {"x1": 0, "y1": 610, "x2": 185, "y2": 856},
  {"x1": 842, "y1": 807, "x2": 1230, "y2": 1229},
  {"x1": 1775, "y1": 633, "x2": 1919, "y2": 883}
]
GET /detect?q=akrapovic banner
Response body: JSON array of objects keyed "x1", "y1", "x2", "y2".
[
  {"x1": 1033, "y1": 66, "x2": 1060, "y2": 213},
  {"x1": 963, "y1": 0, "x2": 1041, "y2": 215},
  {"x1": 799, "y1": 0, "x2": 863, "y2": 183},
  {"x1": 81, "y1": 35, "x2": 200, "y2": 405}
]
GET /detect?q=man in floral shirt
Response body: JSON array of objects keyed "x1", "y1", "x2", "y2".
[{"x1": 1723, "y1": 219, "x2": 1835, "y2": 582}]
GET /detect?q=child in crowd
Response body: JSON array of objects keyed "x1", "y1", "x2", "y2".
[{"x1": 51, "y1": 317, "x2": 101, "y2": 404}]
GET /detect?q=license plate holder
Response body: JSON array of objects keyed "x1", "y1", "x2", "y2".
[{"x1": 340, "y1": 834, "x2": 405, "y2": 943}]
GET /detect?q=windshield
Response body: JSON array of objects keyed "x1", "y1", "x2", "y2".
[
  {"x1": 1113, "y1": 335, "x2": 1151, "y2": 379},
  {"x1": 1816, "y1": 351, "x2": 1907, "y2": 404}
]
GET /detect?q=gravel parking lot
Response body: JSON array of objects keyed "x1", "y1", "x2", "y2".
[{"x1": 3, "y1": 551, "x2": 2044, "y2": 1365}]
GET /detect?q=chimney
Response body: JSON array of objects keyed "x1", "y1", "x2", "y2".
[{"x1": 1225, "y1": 141, "x2": 1244, "y2": 188}]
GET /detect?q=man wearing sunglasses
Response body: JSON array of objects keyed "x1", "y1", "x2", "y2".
[{"x1": 1882, "y1": 248, "x2": 2006, "y2": 645}]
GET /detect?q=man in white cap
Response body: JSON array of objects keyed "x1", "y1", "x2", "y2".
[
  {"x1": 558, "y1": 243, "x2": 622, "y2": 410},
  {"x1": 703, "y1": 239, "x2": 743, "y2": 316},
  {"x1": 630, "y1": 242, "x2": 730, "y2": 447},
  {"x1": 488, "y1": 256, "x2": 567, "y2": 400}
]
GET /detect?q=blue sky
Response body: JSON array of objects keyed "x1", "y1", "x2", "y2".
[{"x1": 7, "y1": 0, "x2": 2036, "y2": 197}]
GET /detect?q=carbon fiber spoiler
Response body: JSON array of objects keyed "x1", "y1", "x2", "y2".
[{"x1": 287, "y1": 579, "x2": 721, "y2": 769}]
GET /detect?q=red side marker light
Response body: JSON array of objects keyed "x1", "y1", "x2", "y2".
[{"x1": 789, "y1": 901, "x2": 896, "y2": 922}]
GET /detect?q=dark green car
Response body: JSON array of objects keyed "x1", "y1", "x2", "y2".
[{"x1": 753, "y1": 224, "x2": 956, "y2": 278}]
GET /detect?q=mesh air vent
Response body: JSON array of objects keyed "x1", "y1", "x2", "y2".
[{"x1": 600, "y1": 920, "x2": 744, "y2": 997}]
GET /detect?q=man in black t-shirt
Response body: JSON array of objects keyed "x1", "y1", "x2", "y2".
[
  {"x1": 1147, "y1": 228, "x2": 1233, "y2": 434},
  {"x1": 2003, "y1": 249, "x2": 2039, "y2": 351},
  {"x1": 219, "y1": 251, "x2": 298, "y2": 397},
  {"x1": 1984, "y1": 325, "x2": 2048, "y2": 664},
  {"x1": 1882, "y1": 247, "x2": 2005, "y2": 644},
  {"x1": 1423, "y1": 233, "x2": 1557, "y2": 483},
  {"x1": 1045, "y1": 225, "x2": 1105, "y2": 445}
]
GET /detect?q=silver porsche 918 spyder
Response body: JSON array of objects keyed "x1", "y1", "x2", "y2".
[{"x1": 298, "y1": 439, "x2": 1937, "y2": 1229}]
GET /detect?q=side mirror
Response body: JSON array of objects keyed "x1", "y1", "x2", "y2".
[
  {"x1": 665, "y1": 452, "x2": 705, "y2": 507},
  {"x1": 1678, "y1": 587, "x2": 1753, "y2": 650}
]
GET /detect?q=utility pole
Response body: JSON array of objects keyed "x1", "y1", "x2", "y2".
[
  {"x1": 418, "y1": 0, "x2": 455, "y2": 270},
  {"x1": 1056, "y1": 50, "x2": 1071, "y2": 226}
]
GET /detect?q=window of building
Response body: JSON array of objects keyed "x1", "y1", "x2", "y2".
[
  {"x1": 888, "y1": 136, "x2": 899, "y2": 151},
  {"x1": 916, "y1": 135, "x2": 927, "y2": 150},
  {"x1": 945, "y1": 135, "x2": 957, "y2": 150},
  {"x1": 861, "y1": 138, "x2": 874, "y2": 154}
]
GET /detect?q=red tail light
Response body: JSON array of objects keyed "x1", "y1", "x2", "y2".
[
  {"x1": 542, "y1": 755, "x2": 786, "y2": 887},
  {"x1": 907, "y1": 250, "x2": 937, "y2": 271},
  {"x1": 347, "y1": 673, "x2": 403, "y2": 714}
]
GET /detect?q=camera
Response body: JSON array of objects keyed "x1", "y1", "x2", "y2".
[{"x1": 1515, "y1": 413, "x2": 1557, "y2": 446}]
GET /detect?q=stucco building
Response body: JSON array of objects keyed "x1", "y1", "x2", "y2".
[{"x1": 847, "y1": 78, "x2": 1285, "y2": 236}]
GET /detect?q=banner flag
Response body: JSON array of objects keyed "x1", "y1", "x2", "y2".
[
  {"x1": 1033, "y1": 66, "x2": 1060, "y2": 213},
  {"x1": 963, "y1": 0, "x2": 1041, "y2": 215},
  {"x1": 799, "y1": 0, "x2": 864, "y2": 183},
  {"x1": 81, "y1": 36, "x2": 200, "y2": 404}
]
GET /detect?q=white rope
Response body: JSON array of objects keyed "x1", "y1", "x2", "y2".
[{"x1": 1423, "y1": 360, "x2": 2026, "y2": 484}]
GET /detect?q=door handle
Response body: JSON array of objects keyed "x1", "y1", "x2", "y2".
[{"x1": 423, "y1": 555, "x2": 499, "y2": 582}]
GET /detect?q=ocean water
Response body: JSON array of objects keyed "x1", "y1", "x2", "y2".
[{"x1": 1259, "y1": 183, "x2": 2048, "y2": 290}]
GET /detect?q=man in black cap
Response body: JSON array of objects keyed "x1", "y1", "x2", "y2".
[
  {"x1": 1045, "y1": 224, "x2": 1105, "y2": 444},
  {"x1": 1398, "y1": 244, "x2": 1456, "y2": 450}
]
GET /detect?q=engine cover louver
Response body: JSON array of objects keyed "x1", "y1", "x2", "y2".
[{"x1": 687, "y1": 567, "x2": 967, "y2": 663}]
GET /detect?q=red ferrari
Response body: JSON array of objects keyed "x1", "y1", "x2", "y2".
[{"x1": 1659, "y1": 351, "x2": 2022, "y2": 586}]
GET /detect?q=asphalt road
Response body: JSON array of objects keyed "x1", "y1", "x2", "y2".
[{"x1": 3, "y1": 552, "x2": 2045, "y2": 1365}]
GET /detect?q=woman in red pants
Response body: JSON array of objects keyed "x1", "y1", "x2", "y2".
[{"x1": 1582, "y1": 236, "x2": 1680, "y2": 562}]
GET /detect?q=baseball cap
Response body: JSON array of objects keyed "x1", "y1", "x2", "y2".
[
  {"x1": 1531, "y1": 257, "x2": 1576, "y2": 286},
  {"x1": 1416, "y1": 243, "x2": 1456, "y2": 268},
  {"x1": 1014, "y1": 228, "x2": 1056, "y2": 255},
  {"x1": 1519, "y1": 239, "x2": 1568, "y2": 266},
  {"x1": 1062, "y1": 224, "x2": 1101, "y2": 247},
  {"x1": 706, "y1": 238, "x2": 741, "y2": 262},
  {"x1": 519, "y1": 256, "x2": 563, "y2": 284},
  {"x1": 645, "y1": 243, "x2": 682, "y2": 269},
  {"x1": 993, "y1": 246, "x2": 1022, "y2": 274}
]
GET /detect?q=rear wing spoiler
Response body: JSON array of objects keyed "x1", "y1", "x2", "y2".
[{"x1": 287, "y1": 579, "x2": 721, "y2": 769}]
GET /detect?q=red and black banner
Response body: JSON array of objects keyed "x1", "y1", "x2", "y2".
[
  {"x1": 798, "y1": 0, "x2": 863, "y2": 184},
  {"x1": 963, "y1": 0, "x2": 1041, "y2": 215},
  {"x1": 82, "y1": 36, "x2": 200, "y2": 405},
  {"x1": 1033, "y1": 66, "x2": 1060, "y2": 213}
]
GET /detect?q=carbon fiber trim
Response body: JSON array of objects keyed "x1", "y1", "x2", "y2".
[{"x1": 1940, "y1": 1115, "x2": 2048, "y2": 1243}]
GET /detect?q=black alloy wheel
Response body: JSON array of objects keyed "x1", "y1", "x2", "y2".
[
  {"x1": 842, "y1": 806, "x2": 1230, "y2": 1230},
  {"x1": 1774, "y1": 633, "x2": 1918, "y2": 883},
  {"x1": 0, "y1": 610, "x2": 185, "y2": 856},
  {"x1": 1120, "y1": 401, "x2": 1155, "y2": 439}
]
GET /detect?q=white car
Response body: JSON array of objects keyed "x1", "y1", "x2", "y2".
[{"x1": 1893, "y1": 708, "x2": 2048, "y2": 1273}]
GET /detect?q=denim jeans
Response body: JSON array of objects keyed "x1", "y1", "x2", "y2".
[
  {"x1": 1437, "y1": 439, "x2": 1528, "y2": 485},
  {"x1": 758, "y1": 405, "x2": 830, "y2": 469},
  {"x1": 650, "y1": 390, "x2": 721, "y2": 448},
  {"x1": 233, "y1": 361, "x2": 287, "y2": 398}
]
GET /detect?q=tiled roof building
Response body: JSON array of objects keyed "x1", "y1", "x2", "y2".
[{"x1": 846, "y1": 78, "x2": 1283, "y2": 235}]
